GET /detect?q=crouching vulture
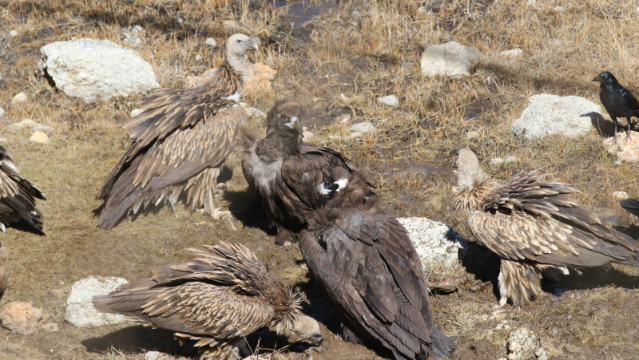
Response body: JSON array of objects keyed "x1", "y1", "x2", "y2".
[
  {"x1": 454, "y1": 148, "x2": 639, "y2": 306},
  {"x1": 93, "y1": 242, "x2": 322, "y2": 360},
  {"x1": 96, "y1": 34, "x2": 260, "y2": 229},
  {"x1": 0, "y1": 146, "x2": 46, "y2": 235},
  {"x1": 299, "y1": 170, "x2": 456, "y2": 360},
  {"x1": 242, "y1": 100, "x2": 366, "y2": 244}
]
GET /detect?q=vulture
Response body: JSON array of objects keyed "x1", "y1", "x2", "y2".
[
  {"x1": 0, "y1": 146, "x2": 46, "y2": 235},
  {"x1": 96, "y1": 34, "x2": 260, "y2": 230},
  {"x1": 298, "y1": 171, "x2": 456, "y2": 360},
  {"x1": 93, "y1": 242, "x2": 323, "y2": 360},
  {"x1": 454, "y1": 148, "x2": 639, "y2": 306},
  {"x1": 242, "y1": 100, "x2": 367, "y2": 244},
  {"x1": 620, "y1": 199, "x2": 639, "y2": 219}
]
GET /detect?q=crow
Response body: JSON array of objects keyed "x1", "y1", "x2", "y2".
[{"x1": 592, "y1": 71, "x2": 639, "y2": 142}]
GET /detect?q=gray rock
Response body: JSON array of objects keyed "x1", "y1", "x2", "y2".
[
  {"x1": 65, "y1": 275, "x2": 130, "y2": 327},
  {"x1": 507, "y1": 327, "x2": 537, "y2": 360},
  {"x1": 349, "y1": 122, "x2": 376, "y2": 134},
  {"x1": 0, "y1": 139, "x2": 7, "y2": 144},
  {"x1": 12, "y1": 92, "x2": 27, "y2": 105},
  {"x1": 0, "y1": 107, "x2": 4, "y2": 118},
  {"x1": 123, "y1": 35, "x2": 141, "y2": 47},
  {"x1": 500, "y1": 49, "x2": 523, "y2": 59},
  {"x1": 490, "y1": 156, "x2": 519, "y2": 165},
  {"x1": 32, "y1": 125, "x2": 53, "y2": 132},
  {"x1": 377, "y1": 95, "x2": 398, "y2": 107},
  {"x1": 240, "y1": 103, "x2": 267, "y2": 120},
  {"x1": 205, "y1": 37, "x2": 217, "y2": 47},
  {"x1": 535, "y1": 348, "x2": 549, "y2": 360},
  {"x1": 421, "y1": 41, "x2": 482, "y2": 78},
  {"x1": 511, "y1": 94, "x2": 599, "y2": 140},
  {"x1": 397, "y1": 217, "x2": 468, "y2": 266},
  {"x1": 613, "y1": 191, "x2": 629, "y2": 200},
  {"x1": 8, "y1": 30, "x2": 18, "y2": 38},
  {"x1": 39, "y1": 38, "x2": 160, "y2": 103},
  {"x1": 339, "y1": 115, "x2": 350, "y2": 124}
]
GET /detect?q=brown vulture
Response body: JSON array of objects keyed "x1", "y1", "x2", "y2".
[
  {"x1": 96, "y1": 34, "x2": 260, "y2": 229},
  {"x1": 0, "y1": 146, "x2": 46, "y2": 235},
  {"x1": 93, "y1": 242, "x2": 322, "y2": 360},
  {"x1": 241, "y1": 100, "x2": 368, "y2": 244},
  {"x1": 298, "y1": 172, "x2": 456, "y2": 360},
  {"x1": 454, "y1": 148, "x2": 639, "y2": 306},
  {"x1": 620, "y1": 199, "x2": 639, "y2": 219}
]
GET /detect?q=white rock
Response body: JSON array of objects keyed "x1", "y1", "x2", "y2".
[
  {"x1": 303, "y1": 131, "x2": 314, "y2": 140},
  {"x1": 29, "y1": 131, "x2": 50, "y2": 144},
  {"x1": 421, "y1": 41, "x2": 482, "y2": 78},
  {"x1": 9, "y1": 118, "x2": 36, "y2": 130},
  {"x1": 397, "y1": 217, "x2": 468, "y2": 266},
  {"x1": 39, "y1": 38, "x2": 160, "y2": 103},
  {"x1": 602, "y1": 131, "x2": 639, "y2": 163},
  {"x1": 123, "y1": 35, "x2": 141, "y2": 47},
  {"x1": 535, "y1": 348, "x2": 549, "y2": 360},
  {"x1": 465, "y1": 130, "x2": 479, "y2": 139},
  {"x1": 195, "y1": 54, "x2": 202, "y2": 61},
  {"x1": 12, "y1": 92, "x2": 27, "y2": 105},
  {"x1": 511, "y1": 94, "x2": 599, "y2": 140},
  {"x1": 507, "y1": 327, "x2": 537, "y2": 360},
  {"x1": 65, "y1": 275, "x2": 130, "y2": 327},
  {"x1": 500, "y1": 49, "x2": 523, "y2": 59},
  {"x1": 350, "y1": 131, "x2": 362, "y2": 138},
  {"x1": 145, "y1": 351, "x2": 162, "y2": 360},
  {"x1": 8, "y1": 30, "x2": 18, "y2": 38},
  {"x1": 32, "y1": 125, "x2": 53, "y2": 132},
  {"x1": 338, "y1": 93, "x2": 352, "y2": 105},
  {"x1": 377, "y1": 95, "x2": 398, "y2": 107},
  {"x1": 504, "y1": 156, "x2": 519, "y2": 163},
  {"x1": 417, "y1": 6, "x2": 428, "y2": 14},
  {"x1": 243, "y1": 106, "x2": 267, "y2": 121},
  {"x1": 0, "y1": 107, "x2": 5, "y2": 118},
  {"x1": 132, "y1": 25, "x2": 143, "y2": 34},
  {"x1": 205, "y1": 37, "x2": 217, "y2": 47},
  {"x1": 490, "y1": 158, "x2": 504, "y2": 165},
  {"x1": 349, "y1": 122, "x2": 376, "y2": 134},
  {"x1": 0, "y1": 139, "x2": 7, "y2": 144},
  {"x1": 130, "y1": 108, "x2": 144, "y2": 117},
  {"x1": 339, "y1": 114, "x2": 351, "y2": 124},
  {"x1": 613, "y1": 191, "x2": 629, "y2": 200}
]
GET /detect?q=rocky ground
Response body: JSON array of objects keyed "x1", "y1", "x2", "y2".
[{"x1": 2, "y1": 0, "x2": 639, "y2": 359}]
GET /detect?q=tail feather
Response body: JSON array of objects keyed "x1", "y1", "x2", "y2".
[{"x1": 429, "y1": 324, "x2": 456, "y2": 359}]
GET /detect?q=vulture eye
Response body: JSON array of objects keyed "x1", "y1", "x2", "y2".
[{"x1": 236, "y1": 40, "x2": 242, "y2": 44}]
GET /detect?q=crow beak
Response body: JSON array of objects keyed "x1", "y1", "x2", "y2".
[
  {"x1": 310, "y1": 333, "x2": 323, "y2": 346},
  {"x1": 592, "y1": 75, "x2": 602, "y2": 82},
  {"x1": 247, "y1": 37, "x2": 260, "y2": 51}
]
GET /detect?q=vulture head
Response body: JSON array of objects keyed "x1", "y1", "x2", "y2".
[
  {"x1": 225, "y1": 34, "x2": 259, "y2": 80},
  {"x1": 453, "y1": 148, "x2": 499, "y2": 212},
  {"x1": 266, "y1": 100, "x2": 303, "y2": 149},
  {"x1": 312, "y1": 167, "x2": 375, "y2": 210}
]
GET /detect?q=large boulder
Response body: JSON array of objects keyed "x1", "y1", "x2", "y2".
[
  {"x1": 420, "y1": 41, "x2": 482, "y2": 78},
  {"x1": 397, "y1": 217, "x2": 468, "y2": 266},
  {"x1": 0, "y1": 302, "x2": 43, "y2": 334},
  {"x1": 65, "y1": 275, "x2": 130, "y2": 327},
  {"x1": 511, "y1": 94, "x2": 599, "y2": 140},
  {"x1": 39, "y1": 39, "x2": 159, "y2": 103}
]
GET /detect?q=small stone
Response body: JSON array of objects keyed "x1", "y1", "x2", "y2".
[
  {"x1": 603, "y1": 131, "x2": 639, "y2": 163},
  {"x1": 65, "y1": 275, "x2": 131, "y2": 327},
  {"x1": 504, "y1": 156, "x2": 519, "y2": 163},
  {"x1": 223, "y1": 20, "x2": 237, "y2": 29},
  {"x1": 535, "y1": 348, "x2": 550, "y2": 360},
  {"x1": 490, "y1": 158, "x2": 505, "y2": 165},
  {"x1": 12, "y1": 92, "x2": 27, "y2": 105},
  {"x1": 32, "y1": 125, "x2": 53, "y2": 132},
  {"x1": 0, "y1": 107, "x2": 5, "y2": 117},
  {"x1": 205, "y1": 37, "x2": 217, "y2": 47},
  {"x1": 132, "y1": 25, "x2": 143, "y2": 33},
  {"x1": 195, "y1": 54, "x2": 202, "y2": 61},
  {"x1": 613, "y1": 191, "x2": 629, "y2": 200},
  {"x1": 8, "y1": 30, "x2": 18, "y2": 38},
  {"x1": 349, "y1": 121, "x2": 376, "y2": 134},
  {"x1": 339, "y1": 93, "x2": 352, "y2": 105},
  {"x1": 0, "y1": 139, "x2": 7, "y2": 144},
  {"x1": 9, "y1": 119, "x2": 37, "y2": 130},
  {"x1": 350, "y1": 131, "x2": 362, "y2": 138},
  {"x1": 507, "y1": 327, "x2": 537, "y2": 360},
  {"x1": 303, "y1": 131, "x2": 314, "y2": 140},
  {"x1": 130, "y1": 108, "x2": 144, "y2": 117},
  {"x1": 465, "y1": 130, "x2": 479, "y2": 139},
  {"x1": 177, "y1": 18, "x2": 184, "y2": 24},
  {"x1": 29, "y1": 131, "x2": 50, "y2": 144},
  {"x1": 145, "y1": 351, "x2": 162, "y2": 360},
  {"x1": 41, "y1": 322, "x2": 59, "y2": 332},
  {"x1": 0, "y1": 302, "x2": 43, "y2": 334},
  {"x1": 417, "y1": 6, "x2": 428, "y2": 14},
  {"x1": 500, "y1": 49, "x2": 523, "y2": 59},
  {"x1": 421, "y1": 41, "x2": 482, "y2": 78},
  {"x1": 377, "y1": 95, "x2": 398, "y2": 107},
  {"x1": 339, "y1": 115, "x2": 351, "y2": 124},
  {"x1": 123, "y1": 36, "x2": 141, "y2": 47},
  {"x1": 243, "y1": 106, "x2": 267, "y2": 121}
]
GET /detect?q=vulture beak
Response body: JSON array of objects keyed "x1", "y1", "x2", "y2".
[
  {"x1": 247, "y1": 37, "x2": 260, "y2": 51},
  {"x1": 315, "y1": 183, "x2": 331, "y2": 196},
  {"x1": 591, "y1": 75, "x2": 602, "y2": 82},
  {"x1": 310, "y1": 333, "x2": 323, "y2": 346},
  {"x1": 285, "y1": 116, "x2": 302, "y2": 132}
]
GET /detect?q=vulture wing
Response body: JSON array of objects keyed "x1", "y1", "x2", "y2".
[
  {"x1": 469, "y1": 171, "x2": 639, "y2": 268},
  {"x1": 620, "y1": 199, "x2": 639, "y2": 219}
]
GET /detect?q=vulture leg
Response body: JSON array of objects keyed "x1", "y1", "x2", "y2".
[
  {"x1": 498, "y1": 260, "x2": 543, "y2": 306},
  {"x1": 186, "y1": 167, "x2": 231, "y2": 219}
]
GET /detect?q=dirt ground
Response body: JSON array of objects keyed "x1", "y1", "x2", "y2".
[{"x1": 2, "y1": 0, "x2": 639, "y2": 359}]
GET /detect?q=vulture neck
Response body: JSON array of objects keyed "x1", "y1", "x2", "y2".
[
  {"x1": 454, "y1": 175, "x2": 499, "y2": 212},
  {"x1": 225, "y1": 47, "x2": 251, "y2": 84}
]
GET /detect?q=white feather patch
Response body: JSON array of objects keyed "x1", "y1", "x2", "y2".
[
  {"x1": 334, "y1": 178, "x2": 349, "y2": 192},
  {"x1": 222, "y1": 92, "x2": 241, "y2": 103}
]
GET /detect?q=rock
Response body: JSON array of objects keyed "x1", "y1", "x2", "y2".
[
  {"x1": 239, "y1": 103, "x2": 267, "y2": 121},
  {"x1": 500, "y1": 49, "x2": 523, "y2": 59},
  {"x1": 490, "y1": 158, "x2": 505, "y2": 165},
  {"x1": 0, "y1": 107, "x2": 4, "y2": 118},
  {"x1": 602, "y1": 131, "x2": 639, "y2": 163},
  {"x1": 41, "y1": 322, "x2": 59, "y2": 332},
  {"x1": 223, "y1": 20, "x2": 237, "y2": 29},
  {"x1": 504, "y1": 156, "x2": 519, "y2": 163},
  {"x1": 32, "y1": 125, "x2": 54, "y2": 132},
  {"x1": 195, "y1": 54, "x2": 202, "y2": 61},
  {"x1": 420, "y1": 41, "x2": 482, "y2": 78},
  {"x1": 205, "y1": 37, "x2": 217, "y2": 47},
  {"x1": 507, "y1": 327, "x2": 537, "y2": 360},
  {"x1": 535, "y1": 348, "x2": 550, "y2": 360},
  {"x1": 491, "y1": 156, "x2": 518, "y2": 165},
  {"x1": 8, "y1": 30, "x2": 18, "y2": 38},
  {"x1": 12, "y1": 92, "x2": 27, "y2": 105},
  {"x1": 349, "y1": 122, "x2": 376, "y2": 134},
  {"x1": 613, "y1": 191, "x2": 629, "y2": 200},
  {"x1": 350, "y1": 131, "x2": 362, "y2": 138},
  {"x1": 9, "y1": 118, "x2": 37, "y2": 130},
  {"x1": 397, "y1": 217, "x2": 468, "y2": 266},
  {"x1": 338, "y1": 93, "x2": 352, "y2": 106},
  {"x1": 39, "y1": 38, "x2": 160, "y2": 103},
  {"x1": 0, "y1": 139, "x2": 7, "y2": 144},
  {"x1": 303, "y1": 131, "x2": 314, "y2": 140},
  {"x1": 29, "y1": 131, "x2": 50, "y2": 144},
  {"x1": 244, "y1": 63, "x2": 277, "y2": 95},
  {"x1": 377, "y1": 95, "x2": 398, "y2": 107},
  {"x1": 417, "y1": 6, "x2": 428, "y2": 14},
  {"x1": 339, "y1": 115, "x2": 351, "y2": 124},
  {"x1": 130, "y1": 108, "x2": 144, "y2": 117},
  {"x1": 65, "y1": 275, "x2": 130, "y2": 327},
  {"x1": 511, "y1": 94, "x2": 599, "y2": 140},
  {"x1": 465, "y1": 130, "x2": 479, "y2": 139},
  {"x1": 0, "y1": 302, "x2": 43, "y2": 334},
  {"x1": 123, "y1": 35, "x2": 141, "y2": 47},
  {"x1": 145, "y1": 351, "x2": 164, "y2": 360}
]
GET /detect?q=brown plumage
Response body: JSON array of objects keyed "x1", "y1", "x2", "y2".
[
  {"x1": 96, "y1": 34, "x2": 260, "y2": 229},
  {"x1": 299, "y1": 174, "x2": 455, "y2": 360},
  {"x1": 454, "y1": 148, "x2": 639, "y2": 306},
  {"x1": 93, "y1": 242, "x2": 322, "y2": 360},
  {"x1": 241, "y1": 100, "x2": 370, "y2": 244},
  {"x1": 0, "y1": 146, "x2": 46, "y2": 235}
]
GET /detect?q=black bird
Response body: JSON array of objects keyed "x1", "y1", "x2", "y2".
[{"x1": 592, "y1": 71, "x2": 639, "y2": 142}]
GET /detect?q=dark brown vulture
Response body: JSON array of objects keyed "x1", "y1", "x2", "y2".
[
  {"x1": 0, "y1": 146, "x2": 46, "y2": 235},
  {"x1": 620, "y1": 199, "x2": 639, "y2": 218},
  {"x1": 93, "y1": 242, "x2": 322, "y2": 360},
  {"x1": 299, "y1": 173, "x2": 456, "y2": 360},
  {"x1": 96, "y1": 34, "x2": 260, "y2": 229},
  {"x1": 241, "y1": 100, "x2": 368, "y2": 244},
  {"x1": 454, "y1": 148, "x2": 639, "y2": 306}
]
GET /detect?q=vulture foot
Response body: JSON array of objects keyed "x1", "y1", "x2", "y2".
[{"x1": 494, "y1": 296, "x2": 508, "y2": 308}]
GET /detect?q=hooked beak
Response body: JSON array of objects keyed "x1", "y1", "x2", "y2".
[
  {"x1": 310, "y1": 333, "x2": 323, "y2": 346},
  {"x1": 315, "y1": 183, "x2": 331, "y2": 196},
  {"x1": 285, "y1": 116, "x2": 301, "y2": 130},
  {"x1": 591, "y1": 75, "x2": 602, "y2": 82},
  {"x1": 247, "y1": 36, "x2": 260, "y2": 51}
]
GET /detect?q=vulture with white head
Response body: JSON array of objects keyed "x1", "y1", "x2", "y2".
[
  {"x1": 241, "y1": 100, "x2": 369, "y2": 244},
  {"x1": 454, "y1": 148, "x2": 639, "y2": 306},
  {"x1": 96, "y1": 34, "x2": 260, "y2": 229},
  {"x1": 298, "y1": 171, "x2": 456, "y2": 360},
  {"x1": 93, "y1": 242, "x2": 323, "y2": 360},
  {"x1": 0, "y1": 146, "x2": 46, "y2": 235}
]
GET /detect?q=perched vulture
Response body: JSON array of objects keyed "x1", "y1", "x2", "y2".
[
  {"x1": 299, "y1": 172, "x2": 456, "y2": 360},
  {"x1": 620, "y1": 199, "x2": 639, "y2": 219},
  {"x1": 242, "y1": 100, "x2": 368, "y2": 244},
  {"x1": 96, "y1": 34, "x2": 260, "y2": 229},
  {"x1": 454, "y1": 148, "x2": 639, "y2": 306},
  {"x1": 0, "y1": 146, "x2": 46, "y2": 235},
  {"x1": 93, "y1": 242, "x2": 323, "y2": 360}
]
